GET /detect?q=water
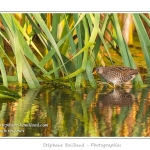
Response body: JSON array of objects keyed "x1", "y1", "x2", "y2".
[{"x1": 0, "y1": 76, "x2": 150, "y2": 137}]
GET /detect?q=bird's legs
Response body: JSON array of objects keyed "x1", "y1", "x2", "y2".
[
  {"x1": 108, "y1": 83, "x2": 114, "y2": 88},
  {"x1": 114, "y1": 84, "x2": 116, "y2": 89},
  {"x1": 98, "y1": 81, "x2": 114, "y2": 88}
]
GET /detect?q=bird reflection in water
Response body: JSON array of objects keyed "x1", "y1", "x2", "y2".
[
  {"x1": 95, "y1": 87, "x2": 138, "y2": 136},
  {"x1": 98, "y1": 87, "x2": 136, "y2": 107}
]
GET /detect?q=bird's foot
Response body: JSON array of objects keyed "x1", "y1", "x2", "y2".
[{"x1": 98, "y1": 81, "x2": 114, "y2": 88}]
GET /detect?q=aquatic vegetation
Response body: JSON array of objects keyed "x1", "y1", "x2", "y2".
[
  {"x1": 0, "y1": 13, "x2": 149, "y2": 89},
  {"x1": 0, "y1": 85, "x2": 20, "y2": 99}
]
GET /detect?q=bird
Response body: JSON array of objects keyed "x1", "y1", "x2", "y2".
[{"x1": 93, "y1": 66, "x2": 139, "y2": 88}]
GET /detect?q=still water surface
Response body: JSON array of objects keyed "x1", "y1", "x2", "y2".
[{"x1": 0, "y1": 75, "x2": 150, "y2": 137}]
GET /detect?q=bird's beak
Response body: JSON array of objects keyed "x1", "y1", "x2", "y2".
[{"x1": 92, "y1": 70, "x2": 97, "y2": 75}]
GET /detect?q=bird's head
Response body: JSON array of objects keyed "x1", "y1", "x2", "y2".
[{"x1": 93, "y1": 67, "x2": 104, "y2": 75}]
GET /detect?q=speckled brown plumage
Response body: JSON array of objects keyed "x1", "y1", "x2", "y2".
[{"x1": 95, "y1": 66, "x2": 139, "y2": 87}]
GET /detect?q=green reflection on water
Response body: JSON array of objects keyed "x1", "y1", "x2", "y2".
[{"x1": 0, "y1": 79, "x2": 150, "y2": 137}]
